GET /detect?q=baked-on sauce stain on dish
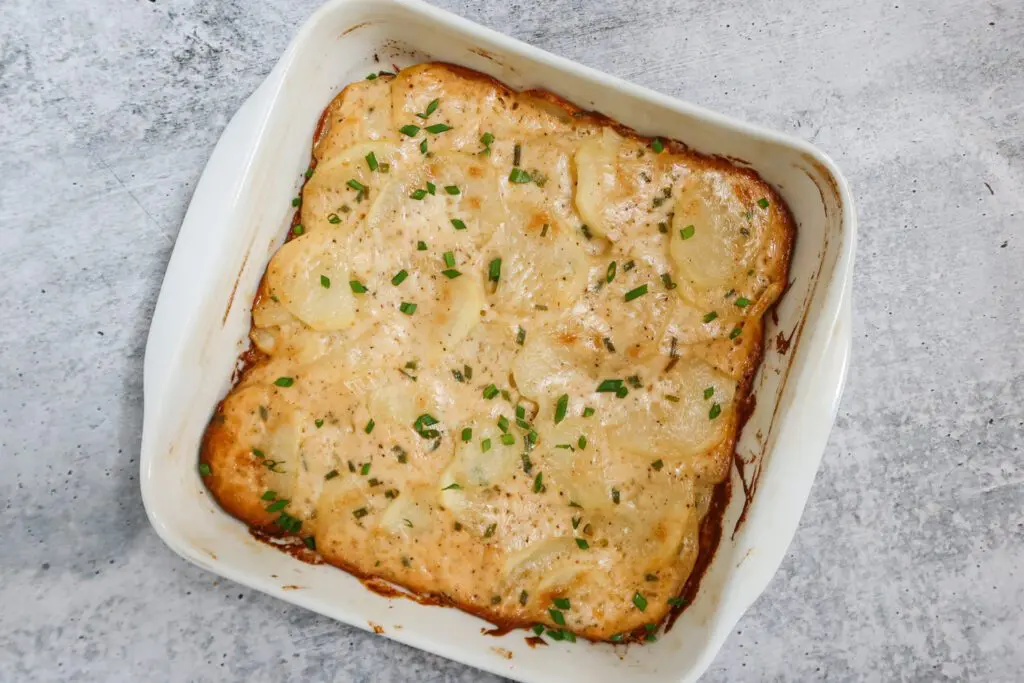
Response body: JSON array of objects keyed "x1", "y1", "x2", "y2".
[{"x1": 199, "y1": 63, "x2": 794, "y2": 644}]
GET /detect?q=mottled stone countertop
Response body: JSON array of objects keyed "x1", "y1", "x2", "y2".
[{"x1": 2, "y1": 0, "x2": 1021, "y2": 680}]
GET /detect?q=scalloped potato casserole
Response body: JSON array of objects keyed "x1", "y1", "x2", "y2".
[{"x1": 199, "y1": 63, "x2": 794, "y2": 642}]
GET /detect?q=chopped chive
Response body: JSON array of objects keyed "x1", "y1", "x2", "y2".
[
  {"x1": 251, "y1": 448, "x2": 265, "y2": 458},
  {"x1": 198, "y1": 463, "x2": 212, "y2": 477},
  {"x1": 668, "y1": 597, "x2": 686, "y2": 607},
  {"x1": 580, "y1": 224, "x2": 593, "y2": 240},
  {"x1": 399, "y1": 302, "x2": 417, "y2": 315},
  {"x1": 735, "y1": 296, "x2": 752, "y2": 308},
  {"x1": 325, "y1": 470, "x2": 339, "y2": 480},
  {"x1": 616, "y1": 386, "x2": 629, "y2": 399},
  {"x1": 497, "y1": 415, "x2": 510, "y2": 433},
  {"x1": 532, "y1": 624, "x2": 544, "y2": 635},
  {"x1": 627, "y1": 375, "x2": 642, "y2": 389},
  {"x1": 303, "y1": 536, "x2": 316, "y2": 550},
  {"x1": 366, "y1": 73, "x2": 377, "y2": 80},
  {"x1": 610, "y1": 633, "x2": 625, "y2": 643},
  {"x1": 658, "y1": 221, "x2": 668, "y2": 233},
  {"x1": 702, "y1": 311, "x2": 718, "y2": 323},
  {"x1": 384, "y1": 488, "x2": 398, "y2": 499},
  {"x1": 419, "y1": 139, "x2": 428, "y2": 154},
  {"x1": 521, "y1": 453, "x2": 533, "y2": 474},
  {"x1": 651, "y1": 138, "x2": 665, "y2": 153},
  {"x1": 481, "y1": 132, "x2": 495, "y2": 146},
  {"x1": 424, "y1": 98, "x2": 439, "y2": 116},
  {"x1": 484, "y1": 523, "x2": 496, "y2": 538},
  {"x1": 549, "y1": 609, "x2": 566, "y2": 626},
  {"x1": 500, "y1": 433, "x2": 515, "y2": 446},
  {"x1": 555, "y1": 394, "x2": 569, "y2": 424},
  {"x1": 612, "y1": 488, "x2": 620, "y2": 504},
  {"x1": 461, "y1": 427, "x2": 472, "y2": 442},
  {"x1": 353, "y1": 507, "x2": 369, "y2": 519},
  {"x1": 410, "y1": 189, "x2": 427, "y2": 200},
  {"x1": 572, "y1": 516, "x2": 581, "y2": 529},
  {"x1": 606, "y1": 261, "x2": 617, "y2": 283},
  {"x1": 346, "y1": 179, "x2": 367, "y2": 194},
  {"x1": 552, "y1": 597, "x2": 570, "y2": 610},
  {"x1": 320, "y1": 274, "x2": 331, "y2": 289},
  {"x1": 360, "y1": 463, "x2": 371, "y2": 476},
  {"x1": 508, "y1": 168, "x2": 532, "y2": 184},
  {"x1": 602, "y1": 337, "x2": 616, "y2": 353},
  {"x1": 520, "y1": 590, "x2": 529, "y2": 606},
  {"x1": 413, "y1": 414, "x2": 439, "y2": 440},
  {"x1": 665, "y1": 394, "x2": 680, "y2": 402},
  {"x1": 488, "y1": 257, "x2": 502, "y2": 282},
  {"x1": 533, "y1": 472, "x2": 544, "y2": 492},
  {"x1": 349, "y1": 280, "x2": 368, "y2": 293},
  {"x1": 633, "y1": 591, "x2": 648, "y2": 611},
  {"x1": 582, "y1": 407, "x2": 595, "y2": 418},
  {"x1": 680, "y1": 224, "x2": 696, "y2": 240},
  {"x1": 426, "y1": 182, "x2": 436, "y2": 195},
  {"x1": 703, "y1": 386, "x2": 715, "y2": 400},
  {"x1": 417, "y1": 240, "x2": 427, "y2": 251},
  {"x1": 623, "y1": 260, "x2": 636, "y2": 272},
  {"x1": 265, "y1": 499, "x2": 289, "y2": 513},
  {"x1": 292, "y1": 197, "x2": 300, "y2": 207},
  {"x1": 515, "y1": 326, "x2": 526, "y2": 345},
  {"x1": 660, "y1": 272, "x2": 677, "y2": 290},
  {"x1": 757, "y1": 197, "x2": 770, "y2": 209},
  {"x1": 624, "y1": 284, "x2": 648, "y2": 302},
  {"x1": 364, "y1": 419, "x2": 375, "y2": 434},
  {"x1": 442, "y1": 482, "x2": 462, "y2": 491},
  {"x1": 292, "y1": 224, "x2": 304, "y2": 235},
  {"x1": 652, "y1": 459, "x2": 664, "y2": 471},
  {"x1": 425, "y1": 123, "x2": 452, "y2": 134},
  {"x1": 274, "y1": 377, "x2": 294, "y2": 387},
  {"x1": 575, "y1": 538, "x2": 589, "y2": 549},
  {"x1": 578, "y1": 435, "x2": 587, "y2": 450},
  {"x1": 515, "y1": 404, "x2": 526, "y2": 419},
  {"x1": 441, "y1": 269, "x2": 462, "y2": 279},
  {"x1": 483, "y1": 384, "x2": 499, "y2": 399},
  {"x1": 596, "y1": 379, "x2": 623, "y2": 393},
  {"x1": 443, "y1": 251, "x2": 455, "y2": 268},
  {"x1": 730, "y1": 326, "x2": 743, "y2": 339},
  {"x1": 443, "y1": 185, "x2": 460, "y2": 195},
  {"x1": 379, "y1": 163, "x2": 390, "y2": 173},
  {"x1": 451, "y1": 218, "x2": 467, "y2": 231},
  {"x1": 315, "y1": 419, "x2": 324, "y2": 428},
  {"x1": 709, "y1": 403, "x2": 722, "y2": 419},
  {"x1": 327, "y1": 213, "x2": 341, "y2": 224},
  {"x1": 399, "y1": 124, "x2": 420, "y2": 137},
  {"x1": 513, "y1": 143, "x2": 522, "y2": 166},
  {"x1": 391, "y1": 269, "x2": 409, "y2": 286},
  {"x1": 481, "y1": 438, "x2": 492, "y2": 452},
  {"x1": 365, "y1": 151, "x2": 378, "y2": 171}
]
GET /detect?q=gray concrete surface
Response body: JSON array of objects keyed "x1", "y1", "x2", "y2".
[{"x1": 2, "y1": 0, "x2": 1022, "y2": 680}]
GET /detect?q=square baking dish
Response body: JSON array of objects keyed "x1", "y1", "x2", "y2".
[{"x1": 141, "y1": 1, "x2": 855, "y2": 681}]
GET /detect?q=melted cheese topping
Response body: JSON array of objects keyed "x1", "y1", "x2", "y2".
[{"x1": 201, "y1": 64, "x2": 793, "y2": 641}]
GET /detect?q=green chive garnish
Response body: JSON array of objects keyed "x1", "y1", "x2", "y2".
[
  {"x1": 651, "y1": 138, "x2": 665, "y2": 153},
  {"x1": 730, "y1": 326, "x2": 742, "y2": 339},
  {"x1": 533, "y1": 472, "x2": 544, "y2": 492},
  {"x1": 488, "y1": 258, "x2": 502, "y2": 282},
  {"x1": 606, "y1": 261, "x2": 616, "y2": 283},
  {"x1": 582, "y1": 407, "x2": 595, "y2": 418},
  {"x1": 555, "y1": 394, "x2": 568, "y2": 424},
  {"x1": 549, "y1": 609, "x2": 566, "y2": 626},
  {"x1": 441, "y1": 269, "x2": 461, "y2": 279},
  {"x1": 703, "y1": 387, "x2": 714, "y2": 400},
  {"x1": 442, "y1": 483, "x2": 461, "y2": 491},
  {"x1": 624, "y1": 284, "x2": 648, "y2": 301},
  {"x1": 364, "y1": 419, "x2": 375, "y2": 434},
  {"x1": 501, "y1": 433, "x2": 515, "y2": 445},
  {"x1": 515, "y1": 327, "x2": 526, "y2": 345},
  {"x1": 481, "y1": 438, "x2": 492, "y2": 452},
  {"x1": 461, "y1": 427, "x2": 472, "y2": 442},
  {"x1": 680, "y1": 225, "x2": 696, "y2": 240},
  {"x1": 508, "y1": 168, "x2": 532, "y2": 184},
  {"x1": 757, "y1": 197, "x2": 770, "y2": 209},
  {"x1": 426, "y1": 182, "x2": 436, "y2": 195},
  {"x1": 425, "y1": 123, "x2": 452, "y2": 134},
  {"x1": 261, "y1": 490, "x2": 277, "y2": 501},
  {"x1": 350, "y1": 280, "x2": 368, "y2": 293},
  {"x1": 347, "y1": 179, "x2": 367, "y2": 193},
  {"x1": 353, "y1": 507, "x2": 369, "y2": 519},
  {"x1": 575, "y1": 538, "x2": 589, "y2": 549},
  {"x1": 652, "y1": 459, "x2": 664, "y2": 471},
  {"x1": 399, "y1": 124, "x2": 420, "y2": 137},
  {"x1": 702, "y1": 311, "x2": 718, "y2": 323},
  {"x1": 327, "y1": 213, "x2": 341, "y2": 224},
  {"x1": 735, "y1": 297, "x2": 751, "y2": 308},
  {"x1": 365, "y1": 152, "x2": 378, "y2": 171},
  {"x1": 325, "y1": 470, "x2": 339, "y2": 480},
  {"x1": 274, "y1": 377, "x2": 294, "y2": 387},
  {"x1": 399, "y1": 302, "x2": 417, "y2": 315},
  {"x1": 709, "y1": 403, "x2": 722, "y2": 419},
  {"x1": 392, "y1": 269, "x2": 408, "y2": 286},
  {"x1": 633, "y1": 591, "x2": 648, "y2": 611},
  {"x1": 553, "y1": 597, "x2": 570, "y2": 610},
  {"x1": 451, "y1": 218, "x2": 467, "y2": 231},
  {"x1": 483, "y1": 384, "x2": 499, "y2": 399},
  {"x1": 443, "y1": 251, "x2": 455, "y2": 268},
  {"x1": 596, "y1": 379, "x2": 623, "y2": 393},
  {"x1": 320, "y1": 274, "x2": 331, "y2": 289},
  {"x1": 444, "y1": 185, "x2": 460, "y2": 195},
  {"x1": 578, "y1": 435, "x2": 587, "y2": 450},
  {"x1": 410, "y1": 189, "x2": 427, "y2": 200},
  {"x1": 266, "y1": 499, "x2": 289, "y2": 513},
  {"x1": 198, "y1": 463, "x2": 211, "y2": 477},
  {"x1": 417, "y1": 240, "x2": 427, "y2": 251}
]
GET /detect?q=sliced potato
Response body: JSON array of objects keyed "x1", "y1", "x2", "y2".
[
  {"x1": 302, "y1": 142, "x2": 406, "y2": 234},
  {"x1": 266, "y1": 231, "x2": 357, "y2": 331}
]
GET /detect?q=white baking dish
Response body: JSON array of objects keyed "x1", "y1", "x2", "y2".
[{"x1": 141, "y1": 1, "x2": 855, "y2": 680}]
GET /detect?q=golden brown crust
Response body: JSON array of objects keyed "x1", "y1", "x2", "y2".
[{"x1": 200, "y1": 62, "x2": 794, "y2": 642}]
